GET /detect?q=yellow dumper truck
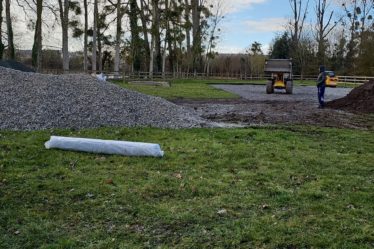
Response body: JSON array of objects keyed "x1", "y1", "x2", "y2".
[
  {"x1": 264, "y1": 59, "x2": 293, "y2": 94},
  {"x1": 325, "y1": 71, "x2": 338, "y2": 87}
]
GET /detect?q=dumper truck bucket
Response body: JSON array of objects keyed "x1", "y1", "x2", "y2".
[{"x1": 264, "y1": 59, "x2": 292, "y2": 73}]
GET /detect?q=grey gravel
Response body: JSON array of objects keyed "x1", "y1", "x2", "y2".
[
  {"x1": 213, "y1": 84, "x2": 351, "y2": 103},
  {"x1": 0, "y1": 66, "x2": 206, "y2": 130}
]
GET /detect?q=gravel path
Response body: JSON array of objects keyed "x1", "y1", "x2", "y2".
[
  {"x1": 213, "y1": 84, "x2": 351, "y2": 103},
  {"x1": 0, "y1": 67, "x2": 206, "y2": 130}
]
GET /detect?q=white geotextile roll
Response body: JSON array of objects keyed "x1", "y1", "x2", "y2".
[{"x1": 45, "y1": 136, "x2": 164, "y2": 157}]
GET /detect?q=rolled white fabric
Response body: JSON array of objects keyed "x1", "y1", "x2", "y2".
[{"x1": 45, "y1": 136, "x2": 164, "y2": 157}]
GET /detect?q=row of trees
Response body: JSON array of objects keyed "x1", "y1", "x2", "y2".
[
  {"x1": 0, "y1": 0, "x2": 223, "y2": 74},
  {"x1": 269, "y1": 0, "x2": 374, "y2": 76},
  {"x1": 0, "y1": 0, "x2": 373, "y2": 76},
  {"x1": 210, "y1": 0, "x2": 373, "y2": 78},
  {"x1": 207, "y1": 0, "x2": 373, "y2": 77}
]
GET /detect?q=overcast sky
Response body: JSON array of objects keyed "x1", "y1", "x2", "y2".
[
  {"x1": 217, "y1": 0, "x2": 290, "y2": 54},
  {"x1": 217, "y1": 0, "x2": 345, "y2": 54},
  {"x1": 12, "y1": 0, "x2": 344, "y2": 55}
]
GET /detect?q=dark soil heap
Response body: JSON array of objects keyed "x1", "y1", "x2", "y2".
[{"x1": 326, "y1": 80, "x2": 374, "y2": 113}]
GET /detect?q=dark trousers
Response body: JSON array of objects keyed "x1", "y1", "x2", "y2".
[{"x1": 317, "y1": 85, "x2": 325, "y2": 107}]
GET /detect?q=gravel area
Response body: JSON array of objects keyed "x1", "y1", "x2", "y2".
[
  {"x1": 0, "y1": 67, "x2": 206, "y2": 130},
  {"x1": 213, "y1": 84, "x2": 351, "y2": 103}
]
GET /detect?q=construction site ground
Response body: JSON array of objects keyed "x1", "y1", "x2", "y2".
[{"x1": 173, "y1": 84, "x2": 374, "y2": 130}]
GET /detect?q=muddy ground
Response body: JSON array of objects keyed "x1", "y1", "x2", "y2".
[{"x1": 173, "y1": 85, "x2": 374, "y2": 130}]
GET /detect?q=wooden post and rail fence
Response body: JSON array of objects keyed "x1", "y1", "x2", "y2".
[{"x1": 42, "y1": 69, "x2": 373, "y2": 85}]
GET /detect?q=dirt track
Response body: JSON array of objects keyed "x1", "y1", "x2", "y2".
[{"x1": 173, "y1": 84, "x2": 374, "y2": 130}]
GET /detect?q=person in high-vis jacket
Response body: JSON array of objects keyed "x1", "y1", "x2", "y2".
[{"x1": 317, "y1": 65, "x2": 326, "y2": 108}]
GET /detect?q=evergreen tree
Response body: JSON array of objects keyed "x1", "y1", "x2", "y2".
[{"x1": 269, "y1": 32, "x2": 291, "y2": 59}]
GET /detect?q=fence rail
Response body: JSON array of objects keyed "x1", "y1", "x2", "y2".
[
  {"x1": 41, "y1": 69, "x2": 373, "y2": 84},
  {"x1": 107, "y1": 73, "x2": 373, "y2": 84}
]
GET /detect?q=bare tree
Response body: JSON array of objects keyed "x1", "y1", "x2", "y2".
[
  {"x1": 288, "y1": 0, "x2": 310, "y2": 75},
  {"x1": 289, "y1": 0, "x2": 310, "y2": 46},
  {"x1": 58, "y1": 0, "x2": 69, "y2": 72},
  {"x1": 356, "y1": 0, "x2": 374, "y2": 55},
  {"x1": 5, "y1": 0, "x2": 15, "y2": 59},
  {"x1": 342, "y1": 0, "x2": 374, "y2": 72},
  {"x1": 315, "y1": 0, "x2": 340, "y2": 64},
  {"x1": 204, "y1": 1, "x2": 224, "y2": 75},
  {"x1": 358, "y1": 0, "x2": 374, "y2": 33}
]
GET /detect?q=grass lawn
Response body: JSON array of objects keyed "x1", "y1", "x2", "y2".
[
  {"x1": 1, "y1": 127, "x2": 373, "y2": 248},
  {"x1": 112, "y1": 79, "x2": 357, "y2": 100},
  {"x1": 113, "y1": 80, "x2": 240, "y2": 100}
]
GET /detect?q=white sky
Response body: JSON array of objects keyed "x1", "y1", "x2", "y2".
[{"x1": 9, "y1": 0, "x2": 347, "y2": 54}]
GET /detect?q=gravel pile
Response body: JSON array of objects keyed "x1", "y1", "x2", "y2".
[
  {"x1": 0, "y1": 60, "x2": 35, "y2": 72},
  {"x1": 0, "y1": 66, "x2": 206, "y2": 130}
]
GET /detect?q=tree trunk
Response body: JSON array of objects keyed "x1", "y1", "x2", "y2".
[
  {"x1": 165, "y1": 0, "x2": 173, "y2": 72},
  {"x1": 153, "y1": 0, "x2": 162, "y2": 72},
  {"x1": 83, "y1": 0, "x2": 88, "y2": 72},
  {"x1": 5, "y1": 0, "x2": 15, "y2": 59},
  {"x1": 191, "y1": 0, "x2": 201, "y2": 72},
  {"x1": 92, "y1": 0, "x2": 98, "y2": 73},
  {"x1": 289, "y1": 0, "x2": 309, "y2": 47},
  {"x1": 140, "y1": 0, "x2": 150, "y2": 70},
  {"x1": 0, "y1": 0, "x2": 4, "y2": 59},
  {"x1": 184, "y1": 0, "x2": 191, "y2": 53},
  {"x1": 129, "y1": 0, "x2": 141, "y2": 71},
  {"x1": 149, "y1": 0, "x2": 156, "y2": 78},
  {"x1": 114, "y1": 0, "x2": 122, "y2": 75},
  {"x1": 162, "y1": 38, "x2": 167, "y2": 77},
  {"x1": 59, "y1": 0, "x2": 70, "y2": 72},
  {"x1": 32, "y1": 0, "x2": 43, "y2": 72},
  {"x1": 292, "y1": 0, "x2": 298, "y2": 44},
  {"x1": 98, "y1": 31, "x2": 102, "y2": 72},
  {"x1": 149, "y1": 35, "x2": 154, "y2": 78},
  {"x1": 191, "y1": 0, "x2": 199, "y2": 45}
]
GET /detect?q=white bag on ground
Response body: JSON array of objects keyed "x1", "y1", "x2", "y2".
[
  {"x1": 45, "y1": 136, "x2": 164, "y2": 157},
  {"x1": 96, "y1": 73, "x2": 107, "y2": 81}
]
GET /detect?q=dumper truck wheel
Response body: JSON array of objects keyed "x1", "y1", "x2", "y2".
[
  {"x1": 266, "y1": 81, "x2": 274, "y2": 94},
  {"x1": 286, "y1": 81, "x2": 293, "y2": 94}
]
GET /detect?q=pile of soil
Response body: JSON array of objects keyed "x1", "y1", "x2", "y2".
[
  {"x1": 0, "y1": 66, "x2": 206, "y2": 130},
  {"x1": 0, "y1": 60, "x2": 35, "y2": 72},
  {"x1": 326, "y1": 80, "x2": 374, "y2": 113}
]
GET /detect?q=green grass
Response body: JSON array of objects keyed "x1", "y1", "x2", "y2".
[
  {"x1": 114, "y1": 80, "x2": 239, "y2": 100},
  {"x1": 112, "y1": 79, "x2": 358, "y2": 100},
  {"x1": 1, "y1": 127, "x2": 374, "y2": 248}
]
